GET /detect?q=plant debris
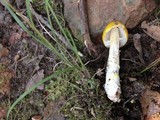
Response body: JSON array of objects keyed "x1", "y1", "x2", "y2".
[
  {"x1": 133, "y1": 33, "x2": 145, "y2": 63},
  {"x1": 141, "y1": 19, "x2": 160, "y2": 42},
  {"x1": 26, "y1": 69, "x2": 44, "y2": 91},
  {"x1": 0, "y1": 0, "x2": 159, "y2": 119},
  {"x1": 0, "y1": 65, "x2": 14, "y2": 95}
]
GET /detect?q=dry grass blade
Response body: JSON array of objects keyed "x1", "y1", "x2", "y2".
[
  {"x1": 140, "y1": 57, "x2": 160, "y2": 74},
  {"x1": 30, "y1": 7, "x2": 70, "y2": 48}
]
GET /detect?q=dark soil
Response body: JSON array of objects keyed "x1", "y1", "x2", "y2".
[{"x1": 88, "y1": 32, "x2": 160, "y2": 120}]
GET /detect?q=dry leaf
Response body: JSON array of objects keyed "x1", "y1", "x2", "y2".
[
  {"x1": 141, "y1": 20, "x2": 160, "y2": 42},
  {"x1": 0, "y1": 44, "x2": 9, "y2": 57},
  {"x1": 0, "y1": 66, "x2": 14, "y2": 94},
  {"x1": 26, "y1": 69, "x2": 44, "y2": 91},
  {"x1": 133, "y1": 33, "x2": 145, "y2": 63},
  {"x1": 140, "y1": 88, "x2": 160, "y2": 120}
]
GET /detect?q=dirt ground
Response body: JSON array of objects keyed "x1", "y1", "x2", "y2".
[
  {"x1": 0, "y1": 1, "x2": 160, "y2": 120},
  {"x1": 89, "y1": 28, "x2": 160, "y2": 119}
]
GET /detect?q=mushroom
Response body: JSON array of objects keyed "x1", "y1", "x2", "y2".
[{"x1": 102, "y1": 21, "x2": 128, "y2": 102}]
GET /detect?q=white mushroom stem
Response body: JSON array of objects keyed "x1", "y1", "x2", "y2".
[{"x1": 104, "y1": 27, "x2": 121, "y2": 102}]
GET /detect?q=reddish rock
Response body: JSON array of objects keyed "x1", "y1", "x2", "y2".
[
  {"x1": 140, "y1": 89, "x2": 160, "y2": 120},
  {"x1": 63, "y1": 0, "x2": 157, "y2": 38}
]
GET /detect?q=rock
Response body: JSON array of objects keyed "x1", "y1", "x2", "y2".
[
  {"x1": 140, "y1": 88, "x2": 160, "y2": 120},
  {"x1": 63, "y1": 0, "x2": 157, "y2": 39}
]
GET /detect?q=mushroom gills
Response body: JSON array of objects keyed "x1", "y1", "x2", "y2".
[{"x1": 103, "y1": 27, "x2": 127, "y2": 47}]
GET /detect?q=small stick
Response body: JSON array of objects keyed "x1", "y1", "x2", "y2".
[{"x1": 78, "y1": 0, "x2": 97, "y2": 56}]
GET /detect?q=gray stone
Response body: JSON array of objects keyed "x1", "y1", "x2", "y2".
[{"x1": 63, "y1": 0, "x2": 157, "y2": 38}]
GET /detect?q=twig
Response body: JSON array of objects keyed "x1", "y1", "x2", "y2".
[
  {"x1": 78, "y1": 0, "x2": 97, "y2": 56},
  {"x1": 84, "y1": 54, "x2": 101, "y2": 65}
]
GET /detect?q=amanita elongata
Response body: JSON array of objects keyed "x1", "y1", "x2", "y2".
[{"x1": 102, "y1": 21, "x2": 128, "y2": 102}]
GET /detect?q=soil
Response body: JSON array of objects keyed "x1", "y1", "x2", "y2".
[
  {"x1": 0, "y1": 1, "x2": 160, "y2": 120},
  {"x1": 89, "y1": 29, "x2": 160, "y2": 120}
]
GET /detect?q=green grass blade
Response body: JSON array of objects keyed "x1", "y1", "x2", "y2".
[
  {"x1": 25, "y1": 0, "x2": 34, "y2": 25},
  {"x1": 44, "y1": 1, "x2": 56, "y2": 38},
  {"x1": 1, "y1": 0, "x2": 73, "y2": 66},
  {"x1": 45, "y1": 0, "x2": 84, "y2": 68},
  {"x1": 7, "y1": 67, "x2": 75, "y2": 119},
  {"x1": 45, "y1": 0, "x2": 70, "y2": 44},
  {"x1": 66, "y1": 29, "x2": 85, "y2": 68}
]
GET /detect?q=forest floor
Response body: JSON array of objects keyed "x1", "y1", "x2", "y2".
[{"x1": 0, "y1": 1, "x2": 159, "y2": 120}]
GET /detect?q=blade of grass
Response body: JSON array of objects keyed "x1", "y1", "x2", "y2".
[
  {"x1": 1, "y1": 0, "x2": 91, "y2": 118},
  {"x1": 25, "y1": 0, "x2": 34, "y2": 25},
  {"x1": 25, "y1": 0, "x2": 85, "y2": 69},
  {"x1": 6, "y1": 67, "x2": 75, "y2": 119},
  {"x1": 19, "y1": 13, "x2": 73, "y2": 66},
  {"x1": 45, "y1": 0, "x2": 85, "y2": 68},
  {"x1": 44, "y1": 0, "x2": 57, "y2": 38},
  {"x1": 44, "y1": 0, "x2": 72, "y2": 47},
  {"x1": 44, "y1": 1, "x2": 70, "y2": 50},
  {"x1": 44, "y1": 0, "x2": 76, "y2": 52},
  {"x1": 140, "y1": 57, "x2": 160, "y2": 74},
  {"x1": 36, "y1": 18, "x2": 79, "y2": 66},
  {"x1": 1, "y1": 0, "x2": 73, "y2": 67},
  {"x1": 66, "y1": 28, "x2": 86, "y2": 69}
]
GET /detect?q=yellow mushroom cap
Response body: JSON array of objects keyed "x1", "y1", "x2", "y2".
[{"x1": 102, "y1": 21, "x2": 128, "y2": 48}]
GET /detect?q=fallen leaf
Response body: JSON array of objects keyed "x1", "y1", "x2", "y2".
[
  {"x1": 141, "y1": 20, "x2": 160, "y2": 42},
  {"x1": 0, "y1": 66, "x2": 14, "y2": 95},
  {"x1": 133, "y1": 33, "x2": 145, "y2": 63},
  {"x1": 140, "y1": 88, "x2": 160, "y2": 120},
  {"x1": 0, "y1": 48, "x2": 9, "y2": 57},
  {"x1": 0, "y1": 44, "x2": 9, "y2": 57},
  {"x1": 26, "y1": 69, "x2": 44, "y2": 91}
]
